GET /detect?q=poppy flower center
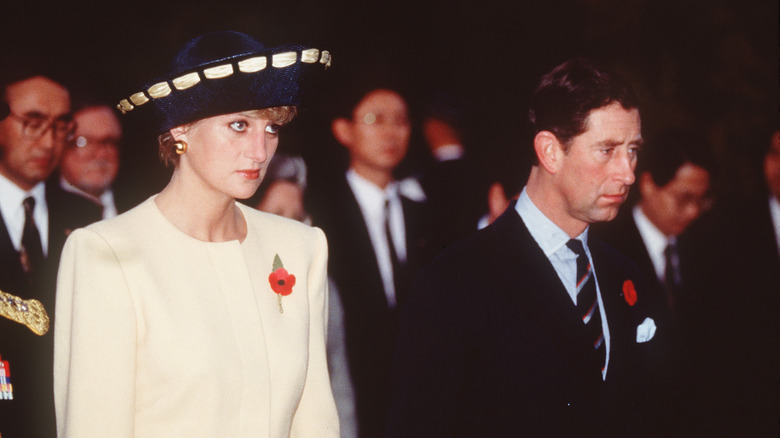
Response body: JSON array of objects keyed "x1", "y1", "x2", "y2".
[{"x1": 278, "y1": 280, "x2": 285, "y2": 286}]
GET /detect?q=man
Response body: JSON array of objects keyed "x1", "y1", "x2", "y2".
[
  {"x1": 387, "y1": 59, "x2": 654, "y2": 437},
  {"x1": 58, "y1": 99, "x2": 128, "y2": 219},
  {"x1": 592, "y1": 128, "x2": 715, "y2": 435},
  {"x1": 308, "y1": 82, "x2": 436, "y2": 437},
  {"x1": 595, "y1": 128, "x2": 714, "y2": 323},
  {"x1": 0, "y1": 69, "x2": 101, "y2": 438}
]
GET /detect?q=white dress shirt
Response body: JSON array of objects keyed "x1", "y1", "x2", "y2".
[
  {"x1": 633, "y1": 205, "x2": 676, "y2": 282},
  {"x1": 0, "y1": 173, "x2": 49, "y2": 256},
  {"x1": 346, "y1": 170, "x2": 407, "y2": 308},
  {"x1": 768, "y1": 195, "x2": 780, "y2": 257},
  {"x1": 515, "y1": 187, "x2": 611, "y2": 379}
]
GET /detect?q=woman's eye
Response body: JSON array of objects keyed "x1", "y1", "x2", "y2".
[
  {"x1": 265, "y1": 124, "x2": 281, "y2": 135},
  {"x1": 229, "y1": 121, "x2": 247, "y2": 132}
]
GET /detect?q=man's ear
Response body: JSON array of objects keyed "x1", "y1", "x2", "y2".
[
  {"x1": 533, "y1": 131, "x2": 564, "y2": 174},
  {"x1": 331, "y1": 118, "x2": 353, "y2": 148}
]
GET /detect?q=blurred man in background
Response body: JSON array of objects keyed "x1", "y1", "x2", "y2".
[
  {"x1": 58, "y1": 98, "x2": 127, "y2": 219},
  {"x1": 0, "y1": 66, "x2": 100, "y2": 438}
]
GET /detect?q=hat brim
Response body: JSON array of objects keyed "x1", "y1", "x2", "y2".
[{"x1": 118, "y1": 43, "x2": 331, "y2": 134}]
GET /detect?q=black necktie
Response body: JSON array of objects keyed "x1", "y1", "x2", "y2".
[
  {"x1": 567, "y1": 239, "x2": 606, "y2": 374},
  {"x1": 385, "y1": 199, "x2": 407, "y2": 305},
  {"x1": 664, "y1": 241, "x2": 681, "y2": 317},
  {"x1": 21, "y1": 196, "x2": 45, "y2": 279}
]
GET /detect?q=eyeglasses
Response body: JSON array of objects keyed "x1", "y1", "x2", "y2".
[
  {"x1": 667, "y1": 190, "x2": 714, "y2": 213},
  {"x1": 71, "y1": 135, "x2": 120, "y2": 154},
  {"x1": 358, "y1": 112, "x2": 410, "y2": 127},
  {"x1": 7, "y1": 112, "x2": 76, "y2": 141}
]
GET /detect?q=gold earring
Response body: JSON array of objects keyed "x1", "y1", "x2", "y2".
[{"x1": 173, "y1": 140, "x2": 188, "y2": 155}]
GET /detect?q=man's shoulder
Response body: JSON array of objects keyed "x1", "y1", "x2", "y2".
[
  {"x1": 591, "y1": 207, "x2": 639, "y2": 244},
  {"x1": 45, "y1": 181, "x2": 102, "y2": 227},
  {"x1": 590, "y1": 233, "x2": 642, "y2": 275},
  {"x1": 420, "y1": 206, "x2": 536, "y2": 280}
]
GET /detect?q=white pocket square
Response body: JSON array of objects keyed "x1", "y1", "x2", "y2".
[{"x1": 636, "y1": 317, "x2": 656, "y2": 343}]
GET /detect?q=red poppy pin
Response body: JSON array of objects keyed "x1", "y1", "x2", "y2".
[
  {"x1": 622, "y1": 279, "x2": 637, "y2": 306},
  {"x1": 269, "y1": 254, "x2": 296, "y2": 313}
]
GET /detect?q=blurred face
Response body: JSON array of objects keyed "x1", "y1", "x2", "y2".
[
  {"x1": 765, "y1": 130, "x2": 780, "y2": 199},
  {"x1": 173, "y1": 111, "x2": 281, "y2": 201},
  {"x1": 256, "y1": 180, "x2": 307, "y2": 222},
  {"x1": 60, "y1": 106, "x2": 121, "y2": 197},
  {"x1": 639, "y1": 163, "x2": 711, "y2": 237},
  {"x1": 555, "y1": 102, "x2": 642, "y2": 230},
  {"x1": 340, "y1": 89, "x2": 410, "y2": 180},
  {"x1": 0, "y1": 76, "x2": 71, "y2": 190}
]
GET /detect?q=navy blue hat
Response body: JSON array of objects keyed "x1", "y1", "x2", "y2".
[{"x1": 117, "y1": 31, "x2": 331, "y2": 134}]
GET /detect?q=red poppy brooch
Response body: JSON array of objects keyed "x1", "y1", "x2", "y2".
[
  {"x1": 269, "y1": 254, "x2": 296, "y2": 313},
  {"x1": 622, "y1": 279, "x2": 637, "y2": 306}
]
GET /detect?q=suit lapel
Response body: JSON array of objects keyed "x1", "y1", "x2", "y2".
[
  {"x1": 488, "y1": 208, "x2": 604, "y2": 374},
  {"x1": 332, "y1": 176, "x2": 389, "y2": 309},
  {"x1": 588, "y1": 237, "x2": 635, "y2": 382},
  {"x1": 0, "y1": 210, "x2": 29, "y2": 298}
]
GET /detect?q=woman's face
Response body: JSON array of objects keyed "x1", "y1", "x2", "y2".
[{"x1": 173, "y1": 111, "x2": 281, "y2": 200}]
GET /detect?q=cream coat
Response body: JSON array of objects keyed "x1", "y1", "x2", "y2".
[{"x1": 54, "y1": 197, "x2": 339, "y2": 437}]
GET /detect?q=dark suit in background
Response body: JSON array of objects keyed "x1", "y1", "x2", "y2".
[
  {"x1": 0, "y1": 182, "x2": 101, "y2": 438},
  {"x1": 309, "y1": 173, "x2": 436, "y2": 437},
  {"x1": 593, "y1": 206, "x2": 708, "y2": 436},
  {"x1": 689, "y1": 196, "x2": 780, "y2": 437}
]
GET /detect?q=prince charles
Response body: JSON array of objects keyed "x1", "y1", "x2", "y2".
[{"x1": 387, "y1": 59, "x2": 657, "y2": 437}]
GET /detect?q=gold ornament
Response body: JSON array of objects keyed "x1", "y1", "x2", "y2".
[
  {"x1": 0, "y1": 289, "x2": 50, "y2": 336},
  {"x1": 174, "y1": 140, "x2": 188, "y2": 155}
]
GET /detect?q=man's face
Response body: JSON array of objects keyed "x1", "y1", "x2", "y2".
[
  {"x1": 555, "y1": 102, "x2": 642, "y2": 230},
  {"x1": 60, "y1": 106, "x2": 121, "y2": 197},
  {"x1": 0, "y1": 76, "x2": 71, "y2": 190},
  {"x1": 341, "y1": 89, "x2": 410, "y2": 178},
  {"x1": 764, "y1": 130, "x2": 780, "y2": 200},
  {"x1": 639, "y1": 163, "x2": 711, "y2": 237}
]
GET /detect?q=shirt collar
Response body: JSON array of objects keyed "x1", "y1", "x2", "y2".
[
  {"x1": 0, "y1": 172, "x2": 46, "y2": 218},
  {"x1": 60, "y1": 176, "x2": 102, "y2": 205},
  {"x1": 346, "y1": 169, "x2": 399, "y2": 205},
  {"x1": 633, "y1": 204, "x2": 674, "y2": 251},
  {"x1": 515, "y1": 187, "x2": 587, "y2": 257}
]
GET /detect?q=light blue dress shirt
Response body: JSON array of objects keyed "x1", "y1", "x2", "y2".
[{"x1": 514, "y1": 187, "x2": 611, "y2": 378}]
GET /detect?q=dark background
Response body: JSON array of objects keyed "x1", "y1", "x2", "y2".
[{"x1": 1, "y1": 0, "x2": 777, "y2": 204}]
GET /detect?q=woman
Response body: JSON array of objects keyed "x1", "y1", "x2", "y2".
[{"x1": 53, "y1": 31, "x2": 338, "y2": 437}]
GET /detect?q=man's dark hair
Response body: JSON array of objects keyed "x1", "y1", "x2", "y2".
[
  {"x1": 0, "y1": 53, "x2": 67, "y2": 98},
  {"x1": 638, "y1": 127, "x2": 717, "y2": 187},
  {"x1": 328, "y1": 63, "x2": 410, "y2": 120},
  {"x1": 528, "y1": 58, "x2": 639, "y2": 147}
]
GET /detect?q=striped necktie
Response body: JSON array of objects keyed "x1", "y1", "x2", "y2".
[{"x1": 567, "y1": 239, "x2": 606, "y2": 374}]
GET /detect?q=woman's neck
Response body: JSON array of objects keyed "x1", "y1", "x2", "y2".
[{"x1": 154, "y1": 171, "x2": 247, "y2": 242}]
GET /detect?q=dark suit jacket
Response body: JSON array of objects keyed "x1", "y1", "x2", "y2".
[
  {"x1": 309, "y1": 173, "x2": 437, "y2": 438},
  {"x1": 685, "y1": 196, "x2": 780, "y2": 437},
  {"x1": 419, "y1": 156, "x2": 488, "y2": 248},
  {"x1": 387, "y1": 206, "x2": 652, "y2": 437},
  {"x1": 592, "y1": 207, "x2": 713, "y2": 436},
  {"x1": 0, "y1": 182, "x2": 101, "y2": 438}
]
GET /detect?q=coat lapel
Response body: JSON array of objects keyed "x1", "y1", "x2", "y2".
[
  {"x1": 488, "y1": 208, "x2": 605, "y2": 375},
  {"x1": 589, "y1": 237, "x2": 637, "y2": 382}
]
